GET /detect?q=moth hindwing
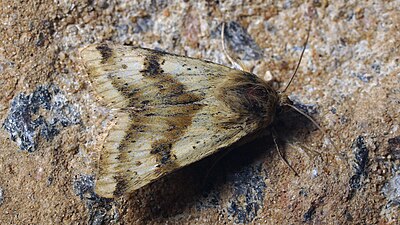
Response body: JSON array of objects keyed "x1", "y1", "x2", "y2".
[{"x1": 80, "y1": 44, "x2": 280, "y2": 198}]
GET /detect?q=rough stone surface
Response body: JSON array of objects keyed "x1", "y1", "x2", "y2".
[
  {"x1": 2, "y1": 85, "x2": 80, "y2": 152},
  {"x1": 0, "y1": 187, "x2": 3, "y2": 206},
  {"x1": 0, "y1": 0, "x2": 399, "y2": 224},
  {"x1": 73, "y1": 174, "x2": 119, "y2": 225}
]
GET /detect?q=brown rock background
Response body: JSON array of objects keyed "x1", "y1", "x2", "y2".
[{"x1": 0, "y1": 0, "x2": 399, "y2": 224}]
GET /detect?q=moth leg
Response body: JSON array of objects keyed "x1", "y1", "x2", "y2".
[
  {"x1": 272, "y1": 130, "x2": 299, "y2": 176},
  {"x1": 221, "y1": 22, "x2": 250, "y2": 72},
  {"x1": 287, "y1": 142, "x2": 324, "y2": 162}
]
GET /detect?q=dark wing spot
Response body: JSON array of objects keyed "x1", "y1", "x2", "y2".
[
  {"x1": 113, "y1": 175, "x2": 129, "y2": 197},
  {"x1": 96, "y1": 44, "x2": 113, "y2": 64},
  {"x1": 140, "y1": 54, "x2": 163, "y2": 77},
  {"x1": 141, "y1": 100, "x2": 150, "y2": 105},
  {"x1": 150, "y1": 142, "x2": 173, "y2": 165}
]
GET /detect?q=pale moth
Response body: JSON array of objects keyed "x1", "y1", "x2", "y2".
[{"x1": 80, "y1": 25, "x2": 324, "y2": 198}]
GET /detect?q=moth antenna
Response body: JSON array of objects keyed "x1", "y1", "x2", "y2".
[
  {"x1": 221, "y1": 22, "x2": 249, "y2": 72},
  {"x1": 272, "y1": 130, "x2": 299, "y2": 176},
  {"x1": 282, "y1": 20, "x2": 312, "y2": 93},
  {"x1": 283, "y1": 103, "x2": 339, "y2": 152}
]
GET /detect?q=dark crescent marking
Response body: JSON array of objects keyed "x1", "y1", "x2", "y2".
[{"x1": 96, "y1": 44, "x2": 113, "y2": 64}]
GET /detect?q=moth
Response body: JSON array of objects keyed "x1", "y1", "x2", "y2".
[{"x1": 80, "y1": 41, "x2": 309, "y2": 198}]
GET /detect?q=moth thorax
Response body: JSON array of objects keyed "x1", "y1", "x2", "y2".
[
  {"x1": 217, "y1": 71, "x2": 279, "y2": 127},
  {"x1": 242, "y1": 82, "x2": 278, "y2": 119}
]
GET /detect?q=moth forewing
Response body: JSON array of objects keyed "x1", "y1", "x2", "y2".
[{"x1": 80, "y1": 44, "x2": 279, "y2": 198}]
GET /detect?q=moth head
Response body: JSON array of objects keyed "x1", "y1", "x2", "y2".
[{"x1": 276, "y1": 93, "x2": 293, "y2": 114}]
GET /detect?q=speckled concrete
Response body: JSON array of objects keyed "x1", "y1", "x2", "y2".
[{"x1": 0, "y1": 1, "x2": 399, "y2": 224}]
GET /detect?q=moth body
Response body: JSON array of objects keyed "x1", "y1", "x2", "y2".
[{"x1": 80, "y1": 44, "x2": 283, "y2": 198}]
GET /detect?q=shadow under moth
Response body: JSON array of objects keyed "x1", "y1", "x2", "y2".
[{"x1": 80, "y1": 43, "x2": 308, "y2": 198}]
